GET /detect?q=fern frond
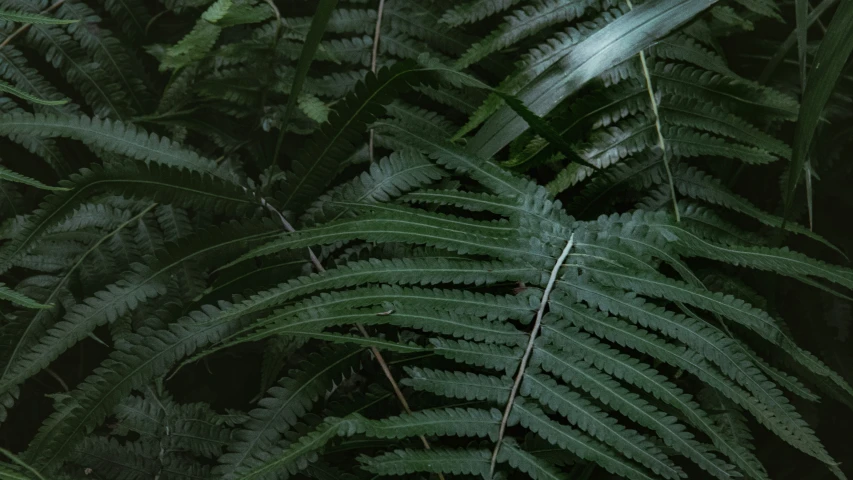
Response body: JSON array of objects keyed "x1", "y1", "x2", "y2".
[
  {"x1": 670, "y1": 165, "x2": 842, "y2": 254},
  {"x1": 278, "y1": 60, "x2": 421, "y2": 212},
  {"x1": 301, "y1": 149, "x2": 445, "y2": 227},
  {"x1": 511, "y1": 398, "x2": 665, "y2": 480},
  {"x1": 0, "y1": 113, "x2": 232, "y2": 178},
  {"x1": 55, "y1": 1, "x2": 152, "y2": 113},
  {"x1": 0, "y1": 160, "x2": 255, "y2": 273},
  {"x1": 466, "y1": 0, "x2": 716, "y2": 159},
  {"x1": 0, "y1": 44, "x2": 78, "y2": 116},
  {"x1": 21, "y1": 311, "x2": 253, "y2": 472},
  {"x1": 71, "y1": 437, "x2": 158, "y2": 480},
  {"x1": 218, "y1": 345, "x2": 364, "y2": 478}
]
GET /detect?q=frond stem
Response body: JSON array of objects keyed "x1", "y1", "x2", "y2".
[{"x1": 489, "y1": 233, "x2": 575, "y2": 477}]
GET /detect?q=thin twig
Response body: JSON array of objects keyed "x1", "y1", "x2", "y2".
[
  {"x1": 44, "y1": 368, "x2": 69, "y2": 392},
  {"x1": 260, "y1": 199, "x2": 325, "y2": 271},
  {"x1": 367, "y1": 0, "x2": 386, "y2": 163},
  {"x1": 0, "y1": 0, "x2": 66, "y2": 50},
  {"x1": 262, "y1": 197, "x2": 442, "y2": 475},
  {"x1": 489, "y1": 234, "x2": 575, "y2": 476}
]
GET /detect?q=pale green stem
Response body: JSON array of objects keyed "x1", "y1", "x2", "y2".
[{"x1": 490, "y1": 233, "x2": 575, "y2": 477}]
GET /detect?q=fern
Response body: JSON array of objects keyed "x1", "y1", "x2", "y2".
[{"x1": 1, "y1": 1, "x2": 852, "y2": 480}]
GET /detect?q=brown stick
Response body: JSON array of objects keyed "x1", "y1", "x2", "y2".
[{"x1": 0, "y1": 0, "x2": 66, "y2": 50}]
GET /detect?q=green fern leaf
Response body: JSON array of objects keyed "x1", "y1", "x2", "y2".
[
  {"x1": 1, "y1": 9, "x2": 72, "y2": 25},
  {"x1": 0, "y1": 283, "x2": 50, "y2": 309}
]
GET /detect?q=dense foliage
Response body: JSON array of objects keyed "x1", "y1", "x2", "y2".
[{"x1": 0, "y1": 0, "x2": 852, "y2": 479}]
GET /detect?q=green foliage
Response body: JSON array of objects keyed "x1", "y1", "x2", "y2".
[{"x1": 0, "y1": 1, "x2": 851, "y2": 479}]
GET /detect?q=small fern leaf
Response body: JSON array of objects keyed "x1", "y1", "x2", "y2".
[
  {"x1": 0, "y1": 80, "x2": 69, "y2": 106},
  {"x1": 0, "y1": 165, "x2": 67, "y2": 192},
  {"x1": 0, "y1": 9, "x2": 77, "y2": 24}
]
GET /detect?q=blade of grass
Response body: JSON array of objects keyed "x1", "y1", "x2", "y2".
[
  {"x1": 784, "y1": 1, "x2": 853, "y2": 221},
  {"x1": 794, "y1": 0, "x2": 813, "y2": 229},
  {"x1": 759, "y1": 0, "x2": 837, "y2": 83},
  {"x1": 273, "y1": 0, "x2": 339, "y2": 165}
]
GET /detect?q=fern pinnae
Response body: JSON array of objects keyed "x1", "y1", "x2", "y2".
[
  {"x1": 532, "y1": 341, "x2": 737, "y2": 479},
  {"x1": 222, "y1": 285, "x2": 540, "y2": 352},
  {"x1": 99, "y1": 0, "x2": 151, "y2": 41},
  {"x1": 454, "y1": 0, "x2": 599, "y2": 69},
  {"x1": 8, "y1": 19, "x2": 130, "y2": 118},
  {"x1": 21, "y1": 313, "x2": 254, "y2": 471},
  {"x1": 439, "y1": 0, "x2": 525, "y2": 26},
  {"x1": 520, "y1": 371, "x2": 683, "y2": 480},
  {"x1": 572, "y1": 267, "x2": 824, "y2": 403},
  {"x1": 538, "y1": 316, "x2": 741, "y2": 479},
  {"x1": 563, "y1": 278, "x2": 839, "y2": 465},
  {"x1": 374, "y1": 118, "x2": 528, "y2": 198},
  {"x1": 497, "y1": 437, "x2": 571, "y2": 480},
  {"x1": 510, "y1": 398, "x2": 668, "y2": 480},
  {"x1": 0, "y1": 7, "x2": 76, "y2": 25},
  {"x1": 360, "y1": 447, "x2": 492, "y2": 477},
  {"x1": 669, "y1": 165, "x2": 844, "y2": 256},
  {"x1": 656, "y1": 221, "x2": 853, "y2": 291},
  {"x1": 278, "y1": 59, "x2": 422, "y2": 212},
  {"x1": 490, "y1": 233, "x2": 574, "y2": 476}
]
